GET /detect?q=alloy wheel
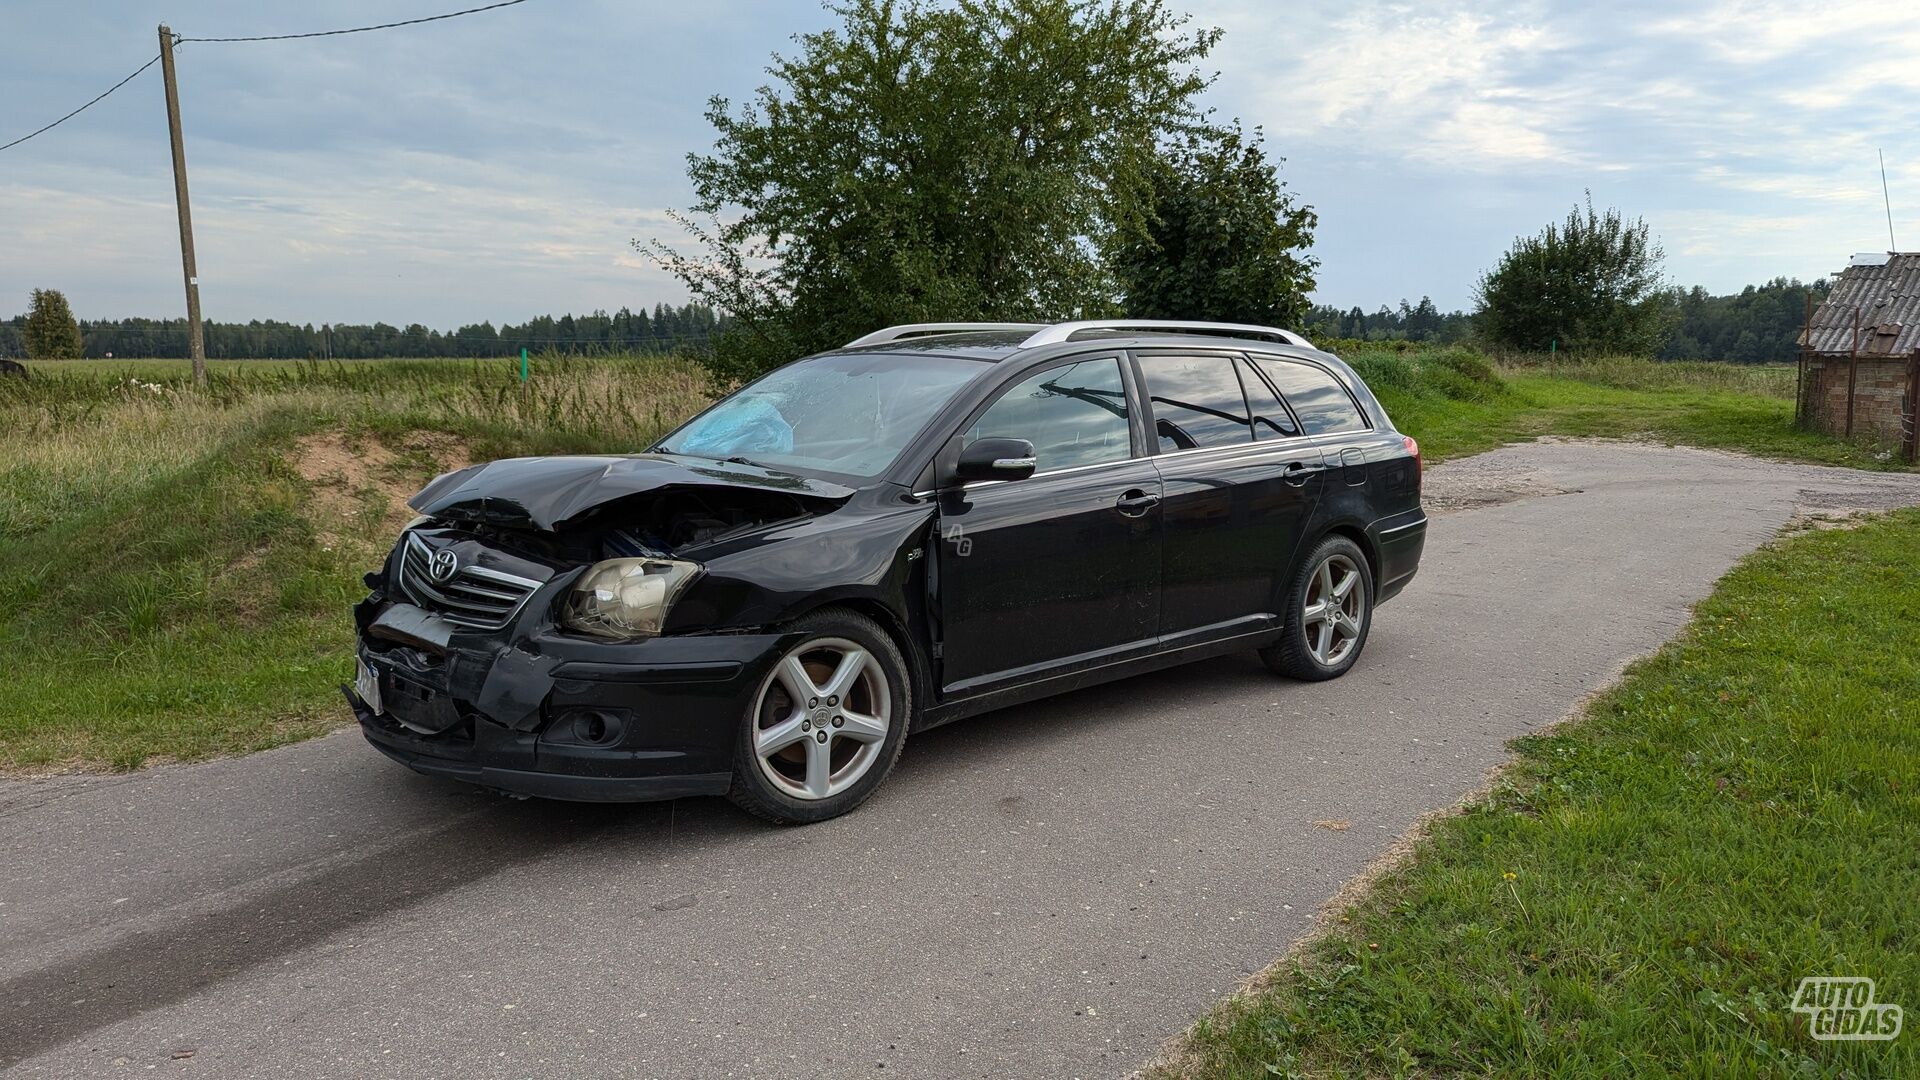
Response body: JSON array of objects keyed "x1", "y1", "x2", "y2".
[
  {"x1": 1302, "y1": 553, "x2": 1365, "y2": 667},
  {"x1": 752, "y1": 637, "x2": 892, "y2": 800}
]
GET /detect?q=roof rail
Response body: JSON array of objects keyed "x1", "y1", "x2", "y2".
[
  {"x1": 844, "y1": 322, "x2": 1047, "y2": 348},
  {"x1": 1019, "y1": 320, "x2": 1313, "y2": 348}
]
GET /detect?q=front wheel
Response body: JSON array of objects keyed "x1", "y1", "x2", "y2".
[
  {"x1": 1261, "y1": 535, "x2": 1374, "y2": 681},
  {"x1": 727, "y1": 608, "x2": 911, "y2": 824}
]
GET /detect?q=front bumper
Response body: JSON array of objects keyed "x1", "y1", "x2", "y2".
[{"x1": 348, "y1": 598, "x2": 795, "y2": 803}]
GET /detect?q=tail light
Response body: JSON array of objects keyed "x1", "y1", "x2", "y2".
[{"x1": 1403, "y1": 435, "x2": 1421, "y2": 475}]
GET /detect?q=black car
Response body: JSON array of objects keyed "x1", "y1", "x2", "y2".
[{"x1": 346, "y1": 320, "x2": 1426, "y2": 823}]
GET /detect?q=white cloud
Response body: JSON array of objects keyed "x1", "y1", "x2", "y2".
[{"x1": 1203, "y1": 2, "x2": 1565, "y2": 166}]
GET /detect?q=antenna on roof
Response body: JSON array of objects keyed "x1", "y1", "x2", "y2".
[{"x1": 1880, "y1": 149, "x2": 1897, "y2": 251}]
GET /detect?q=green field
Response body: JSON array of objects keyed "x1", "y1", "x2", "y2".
[
  {"x1": 1154, "y1": 507, "x2": 1920, "y2": 1077},
  {"x1": 0, "y1": 349, "x2": 1908, "y2": 772},
  {"x1": 0, "y1": 355, "x2": 714, "y2": 771}
]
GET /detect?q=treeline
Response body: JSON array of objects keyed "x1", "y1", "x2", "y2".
[
  {"x1": 1301, "y1": 278, "x2": 1826, "y2": 363},
  {"x1": 0, "y1": 302, "x2": 726, "y2": 360},
  {"x1": 0, "y1": 282, "x2": 1831, "y2": 364},
  {"x1": 1659, "y1": 277, "x2": 1826, "y2": 363},
  {"x1": 1304, "y1": 297, "x2": 1475, "y2": 344}
]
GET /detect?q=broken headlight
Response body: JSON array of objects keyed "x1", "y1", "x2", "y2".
[{"x1": 560, "y1": 558, "x2": 702, "y2": 640}]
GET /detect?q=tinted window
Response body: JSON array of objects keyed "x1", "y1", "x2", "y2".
[
  {"x1": 1237, "y1": 358, "x2": 1301, "y2": 439},
  {"x1": 1254, "y1": 358, "x2": 1368, "y2": 434},
  {"x1": 966, "y1": 358, "x2": 1131, "y2": 471},
  {"x1": 1137, "y1": 354, "x2": 1254, "y2": 451}
]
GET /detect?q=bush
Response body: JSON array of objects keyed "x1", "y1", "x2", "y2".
[{"x1": 1343, "y1": 346, "x2": 1506, "y2": 404}]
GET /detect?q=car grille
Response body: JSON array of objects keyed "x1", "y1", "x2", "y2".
[{"x1": 395, "y1": 532, "x2": 542, "y2": 630}]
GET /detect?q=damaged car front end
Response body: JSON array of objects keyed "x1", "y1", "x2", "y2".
[{"x1": 347, "y1": 452, "x2": 937, "y2": 805}]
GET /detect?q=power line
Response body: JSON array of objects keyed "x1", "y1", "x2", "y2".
[
  {"x1": 1, "y1": 0, "x2": 535, "y2": 152},
  {"x1": 177, "y1": 0, "x2": 532, "y2": 43},
  {"x1": 0, "y1": 53, "x2": 161, "y2": 152}
]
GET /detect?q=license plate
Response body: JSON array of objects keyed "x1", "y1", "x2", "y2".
[{"x1": 354, "y1": 658, "x2": 384, "y2": 716}]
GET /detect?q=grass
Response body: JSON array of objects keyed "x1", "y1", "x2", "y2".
[
  {"x1": 0, "y1": 347, "x2": 1906, "y2": 773},
  {"x1": 0, "y1": 355, "x2": 715, "y2": 771},
  {"x1": 1345, "y1": 347, "x2": 1907, "y2": 471},
  {"x1": 1154, "y1": 509, "x2": 1920, "y2": 1077}
]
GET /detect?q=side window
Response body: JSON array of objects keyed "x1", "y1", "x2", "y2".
[
  {"x1": 1236, "y1": 357, "x2": 1301, "y2": 440},
  {"x1": 1136, "y1": 354, "x2": 1254, "y2": 452},
  {"x1": 1253, "y1": 357, "x2": 1369, "y2": 435},
  {"x1": 965, "y1": 358, "x2": 1132, "y2": 472}
]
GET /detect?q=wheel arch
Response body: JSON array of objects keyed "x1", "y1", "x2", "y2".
[
  {"x1": 1316, "y1": 521, "x2": 1381, "y2": 588},
  {"x1": 784, "y1": 595, "x2": 931, "y2": 722}
]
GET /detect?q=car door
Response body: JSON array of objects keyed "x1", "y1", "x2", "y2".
[
  {"x1": 934, "y1": 356, "x2": 1162, "y2": 694},
  {"x1": 1136, "y1": 351, "x2": 1326, "y2": 642}
]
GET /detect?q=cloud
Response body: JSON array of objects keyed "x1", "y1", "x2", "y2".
[
  {"x1": 5, "y1": 0, "x2": 1919, "y2": 321},
  {"x1": 1205, "y1": 2, "x2": 1565, "y2": 167}
]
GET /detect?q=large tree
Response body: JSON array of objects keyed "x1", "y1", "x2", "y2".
[
  {"x1": 1475, "y1": 195, "x2": 1669, "y2": 354},
  {"x1": 1111, "y1": 123, "x2": 1316, "y2": 327},
  {"x1": 650, "y1": 0, "x2": 1221, "y2": 374},
  {"x1": 23, "y1": 288, "x2": 83, "y2": 360}
]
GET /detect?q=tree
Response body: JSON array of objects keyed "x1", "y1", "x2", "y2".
[
  {"x1": 1474, "y1": 194, "x2": 1669, "y2": 354},
  {"x1": 23, "y1": 288, "x2": 83, "y2": 360},
  {"x1": 1111, "y1": 123, "x2": 1317, "y2": 326},
  {"x1": 650, "y1": 0, "x2": 1221, "y2": 375},
  {"x1": 1401, "y1": 296, "x2": 1442, "y2": 341},
  {"x1": 1657, "y1": 276, "x2": 1826, "y2": 363}
]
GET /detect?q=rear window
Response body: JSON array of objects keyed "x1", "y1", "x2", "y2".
[
  {"x1": 1252, "y1": 358, "x2": 1369, "y2": 435},
  {"x1": 1137, "y1": 354, "x2": 1254, "y2": 451}
]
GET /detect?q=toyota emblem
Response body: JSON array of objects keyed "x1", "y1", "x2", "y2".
[{"x1": 427, "y1": 548, "x2": 460, "y2": 584}]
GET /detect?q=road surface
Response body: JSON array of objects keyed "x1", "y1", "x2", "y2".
[{"x1": 5, "y1": 440, "x2": 1920, "y2": 1078}]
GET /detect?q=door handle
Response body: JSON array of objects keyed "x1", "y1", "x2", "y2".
[
  {"x1": 1282, "y1": 460, "x2": 1324, "y2": 487},
  {"x1": 1114, "y1": 489, "x2": 1161, "y2": 517}
]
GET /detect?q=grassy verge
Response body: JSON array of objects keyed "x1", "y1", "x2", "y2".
[
  {"x1": 1156, "y1": 509, "x2": 1920, "y2": 1077},
  {"x1": 1350, "y1": 348, "x2": 1908, "y2": 471},
  {"x1": 0, "y1": 356, "x2": 714, "y2": 772}
]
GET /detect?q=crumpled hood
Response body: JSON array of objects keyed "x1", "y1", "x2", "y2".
[{"x1": 408, "y1": 453, "x2": 856, "y2": 531}]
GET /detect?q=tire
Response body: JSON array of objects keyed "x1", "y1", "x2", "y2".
[
  {"x1": 1261, "y1": 535, "x2": 1374, "y2": 681},
  {"x1": 726, "y1": 607, "x2": 912, "y2": 824}
]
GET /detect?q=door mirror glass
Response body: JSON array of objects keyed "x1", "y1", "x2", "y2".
[{"x1": 956, "y1": 437, "x2": 1037, "y2": 482}]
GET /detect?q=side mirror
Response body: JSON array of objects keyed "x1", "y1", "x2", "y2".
[{"x1": 955, "y1": 437, "x2": 1037, "y2": 483}]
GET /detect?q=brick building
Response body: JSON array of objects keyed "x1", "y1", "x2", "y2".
[{"x1": 1796, "y1": 252, "x2": 1920, "y2": 461}]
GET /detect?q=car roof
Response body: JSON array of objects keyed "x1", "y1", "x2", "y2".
[{"x1": 839, "y1": 328, "x2": 1340, "y2": 365}]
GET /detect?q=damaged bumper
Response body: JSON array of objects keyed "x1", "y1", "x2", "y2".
[{"x1": 347, "y1": 598, "x2": 792, "y2": 803}]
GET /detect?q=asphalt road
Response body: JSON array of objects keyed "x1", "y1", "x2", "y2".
[{"x1": 6, "y1": 440, "x2": 1920, "y2": 1079}]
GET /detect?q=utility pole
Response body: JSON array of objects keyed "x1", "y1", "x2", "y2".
[{"x1": 158, "y1": 25, "x2": 207, "y2": 386}]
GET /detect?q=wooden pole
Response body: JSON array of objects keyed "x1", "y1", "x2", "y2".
[
  {"x1": 158, "y1": 26, "x2": 207, "y2": 386},
  {"x1": 1905, "y1": 349, "x2": 1919, "y2": 465},
  {"x1": 1845, "y1": 306, "x2": 1859, "y2": 438},
  {"x1": 1795, "y1": 290, "x2": 1811, "y2": 429}
]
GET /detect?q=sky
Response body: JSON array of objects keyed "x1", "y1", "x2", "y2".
[{"x1": 3, "y1": 0, "x2": 1917, "y2": 328}]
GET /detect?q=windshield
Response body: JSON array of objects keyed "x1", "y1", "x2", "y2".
[{"x1": 656, "y1": 352, "x2": 986, "y2": 479}]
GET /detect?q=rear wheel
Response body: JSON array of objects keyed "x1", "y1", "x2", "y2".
[
  {"x1": 1262, "y1": 535, "x2": 1373, "y2": 681},
  {"x1": 727, "y1": 608, "x2": 911, "y2": 824}
]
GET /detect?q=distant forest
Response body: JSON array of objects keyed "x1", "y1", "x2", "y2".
[
  {"x1": 1303, "y1": 277, "x2": 1828, "y2": 363},
  {"x1": 0, "y1": 302, "x2": 725, "y2": 360},
  {"x1": 1, "y1": 280, "x2": 1827, "y2": 362}
]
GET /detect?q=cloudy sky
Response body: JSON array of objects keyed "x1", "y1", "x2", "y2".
[{"x1": 3, "y1": 0, "x2": 1916, "y2": 327}]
